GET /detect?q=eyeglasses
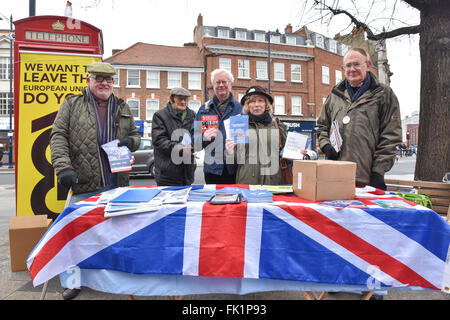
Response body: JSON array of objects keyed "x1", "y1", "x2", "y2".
[
  {"x1": 342, "y1": 62, "x2": 366, "y2": 70},
  {"x1": 89, "y1": 75, "x2": 114, "y2": 83},
  {"x1": 213, "y1": 80, "x2": 230, "y2": 86}
]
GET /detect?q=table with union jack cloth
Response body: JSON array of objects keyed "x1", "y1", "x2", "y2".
[{"x1": 27, "y1": 184, "x2": 450, "y2": 297}]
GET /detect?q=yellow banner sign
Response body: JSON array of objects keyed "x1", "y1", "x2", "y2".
[{"x1": 17, "y1": 52, "x2": 101, "y2": 217}]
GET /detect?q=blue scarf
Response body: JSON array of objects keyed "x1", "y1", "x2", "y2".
[{"x1": 345, "y1": 73, "x2": 372, "y2": 102}]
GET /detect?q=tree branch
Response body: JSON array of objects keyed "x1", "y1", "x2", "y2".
[
  {"x1": 368, "y1": 25, "x2": 421, "y2": 40},
  {"x1": 313, "y1": 0, "x2": 421, "y2": 41}
]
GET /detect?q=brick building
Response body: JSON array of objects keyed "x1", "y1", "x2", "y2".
[
  {"x1": 105, "y1": 14, "x2": 378, "y2": 144},
  {"x1": 104, "y1": 42, "x2": 204, "y2": 136}
]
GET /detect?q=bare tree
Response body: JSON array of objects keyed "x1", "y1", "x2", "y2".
[{"x1": 304, "y1": 0, "x2": 449, "y2": 182}]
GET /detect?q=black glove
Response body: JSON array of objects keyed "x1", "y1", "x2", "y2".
[
  {"x1": 322, "y1": 144, "x2": 339, "y2": 160},
  {"x1": 58, "y1": 169, "x2": 78, "y2": 188},
  {"x1": 370, "y1": 172, "x2": 387, "y2": 190},
  {"x1": 118, "y1": 137, "x2": 133, "y2": 150}
]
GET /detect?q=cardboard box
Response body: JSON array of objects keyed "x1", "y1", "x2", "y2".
[
  {"x1": 9, "y1": 215, "x2": 52, "y2": 272},
  {"x1": 293, "y1": 160, "x2": 357, "y2": 201}
]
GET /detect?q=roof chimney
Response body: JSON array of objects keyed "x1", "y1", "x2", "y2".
[
  {"x1": 197, "y1": 13, "x2": 203, "y2": 26},
  {"x1": 284, "y1": 23, "x2": 292, "y2": 34}
]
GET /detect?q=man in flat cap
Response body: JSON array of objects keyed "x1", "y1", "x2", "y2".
[
  {"x1": 50, "y1": 62, "x2": 141, "y2": 299},
  {"x1": 151, "y1": 87, "x2": 197, "y2": 186}
]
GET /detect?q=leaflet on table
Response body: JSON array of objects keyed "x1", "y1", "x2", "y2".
[
  {"x1": 281, "y1": 131, "x2": 310, "y2": 160},
  {"x1": 201, "y1": 115, "x2": 219, "y2": 133},
  {"x1": 330, "y1": 120, "x2": 343, "y2": 153},
  {"x1": 320, "y1": 200, "x2": 368, "y2": 209},
  {"x1": 101, "y1": 139, "x2": 133, "y2": 173},
  {"x1": 241, "y1": 189, "x2": 273, "y2": 203},
  {"x1": 104, "y1": 202, "x2": 162, "y2": 217},
  {"x1": 250, "y1": 185, "x2": 293, "y2": 194},
  {"x1": 158, "y1": 187, "x2": 192, "y2": 204},
  {"x1": 371, "y1": 199, "x2": 415, "y2": 209},
  {"x1": 109, "y1": 188, "x2": 161, "y2": 204}
]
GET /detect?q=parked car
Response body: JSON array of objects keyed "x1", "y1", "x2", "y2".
[{"x1": 130, "y1": 138, "x2": 155, "y2": 177}]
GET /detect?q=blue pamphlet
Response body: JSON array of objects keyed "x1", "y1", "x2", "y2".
[
  {"x1": 109, "y1": 188, "x2": 161, "y2": 203},
  {"x1": 230, "y1": 115, "x2": 249, "y2": 143},
  {"x1": 101, "y1": 139, "x2": 133, "y2": 173}
]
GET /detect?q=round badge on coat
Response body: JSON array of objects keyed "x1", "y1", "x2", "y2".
[{"x1": 342, "y1": 116, "x2": 350, "y2": 124}]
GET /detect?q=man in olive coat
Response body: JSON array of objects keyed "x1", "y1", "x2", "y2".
[
  {"x1": 317, "y1": 48, "x2": 402, "y2": 190},
  {"x1": 50, "y1": 62, "x2": 140, "y2": 299}
]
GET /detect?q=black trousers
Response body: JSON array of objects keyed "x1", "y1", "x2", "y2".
[{"x1": 204, "y1": 167, "x2": 236, "y2": 185}]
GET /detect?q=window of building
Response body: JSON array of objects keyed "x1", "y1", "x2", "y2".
[
  {"x1": 322, "y1": 66, "x2": 330, "y2": 84},
  {"x1": 256, "y1": 61, "x2": 268, "y2": 80},
  {"x1": 291, "y1": 96, "x2": 302, "y2": 115},
  {"x1": 0, "y1": 57, "x2": 10, "y2": 80},
  {"x1": 146, "y1": 70, "x2": 160, "y2": 88},
  {"x1": 335, "y1": 70, "x2": 342, "y2": 84},
  {"x1": 274, "y1": 63, "x2": 285, "y2": 81},
  {"x1": 146, "y1": 99, "x2": 159, "y2": 120},
  {"x1": 254, "y1": 32, "x2": 265, "y2": 42},
  {"x1": 127, "y1": 69, "x2": 140, "y2": 87},
  {"x1": 274, "y1": 95, "x2": 285, "y2": 115},
  {"x1": 189, "y1": 100, "x2": 201, "y2": 113},
  {"x1": 238, "y1": 59, "x2": 250, "y2": 78},
  {"x1": 238, "y1": 93, "x2": 245, "y2": 103},
  {"x1": 329, "y1": 40, "x2": 337, "y2": 53},
  {"x1": 188, "y1": 72, "x2": 201, "y2": 90},
  {"x1": 235, "y1": 30, "x2": 247, "y2": 40},
  {"x1": 291, "y1": 64, "x2": 302, "y2": 82},
  {"x1": 316, "y1": 34, "x2": 324, "y2": 48},
  {"x1": 127, "y1": 98, "x2": 140, "y2": 119},
  {"x1": 0, "y1": 93, "x2": 11, "y2": 116},
  {"x1": 286, "y1": 36, "x2": 296, "y2": 45},
  {"x1": 270, "y1": 34, "x2": 281, "y2": 43},
  {"x1": 168, "y1": 71, "x2": 181, "y2": 88},
  {"x1": 113, "y1": 69, "x2": 120, "y2": 87},
  {"x1": 219, "y1": 58, "x2": 232, "y2": 73},
  {"x1": 217, "y1": 28, "x2": 229, "y2": 38}
]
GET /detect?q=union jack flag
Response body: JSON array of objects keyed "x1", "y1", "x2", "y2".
[{"x1": 27, "y1": 185, "x2": 450, "y2": 293}]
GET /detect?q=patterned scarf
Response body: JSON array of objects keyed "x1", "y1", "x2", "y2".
[{"x1": 87, "y1": 88, "x2": 119, "y2": 187}]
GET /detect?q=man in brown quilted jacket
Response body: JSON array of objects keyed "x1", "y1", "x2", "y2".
[{"x1": 50, "y1": 62, "x2": 140, "y2": 299}]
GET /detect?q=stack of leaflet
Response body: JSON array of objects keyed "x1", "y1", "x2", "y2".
[
  {"x1": 250, "y1": 185, "x2": 293, "y2": 194},
  {"x1": 241, "y1": 189, "x2": 273, "y2": 203},
  {"x1": 104, "y1": 188, "x2": 162, "y2": 217},
  {"x1": 158, "y1": 187, "x2": 191, "y2": 204},
  {"x1": 188, "y1": 188, "x2": 215, "y2": 202}
]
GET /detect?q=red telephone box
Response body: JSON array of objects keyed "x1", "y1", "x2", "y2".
[{"x1": 14, "y1": 16, "x2": 103, "y2": 218}]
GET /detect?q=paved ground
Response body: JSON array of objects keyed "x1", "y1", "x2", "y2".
[{"x1": 1, "y1": 160, "x2": 449, "y2": 301}]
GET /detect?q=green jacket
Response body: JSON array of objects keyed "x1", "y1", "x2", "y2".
[
  {"x1": 317, "y1": 72, "x2": 402, "y2": 185},
  {"x1": 234, "y1": 118, "x2": 287, "y2": 185},
  {"x1": 50, "y1": 89, "x2": 141, "y2": 194}
]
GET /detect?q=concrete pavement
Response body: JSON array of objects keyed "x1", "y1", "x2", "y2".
[{"x1": 1, "y1": 160, "x2": 449, "y2": 300}]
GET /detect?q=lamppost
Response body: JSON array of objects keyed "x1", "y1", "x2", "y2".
[{"x1": 267, "y1": 29, "x2": 280, "y2": 95}]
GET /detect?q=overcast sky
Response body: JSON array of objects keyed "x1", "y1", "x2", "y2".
[{"x1": 0, "y1": 0, "x2": 421, "y2": 118}]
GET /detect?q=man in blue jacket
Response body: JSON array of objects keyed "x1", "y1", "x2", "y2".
[{"x1": 192, "y1": 69, "x2": 242, "y2": 184}]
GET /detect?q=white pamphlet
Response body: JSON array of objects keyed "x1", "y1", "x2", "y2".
[{"x1": 282, "y1": 131, "x2": 309, "y2": 160}]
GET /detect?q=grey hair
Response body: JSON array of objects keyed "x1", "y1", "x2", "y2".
[{"x1": 210, "y1": 68, "x2": 234, "y2": 84}]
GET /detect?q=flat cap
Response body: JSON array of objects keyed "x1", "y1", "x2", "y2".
[
  {"x1": 86, "y1": 62, "x2": 116, "y2": 75},
  {"x1": 170, "y1": 87, "x2": 191, "y2": 97}
]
